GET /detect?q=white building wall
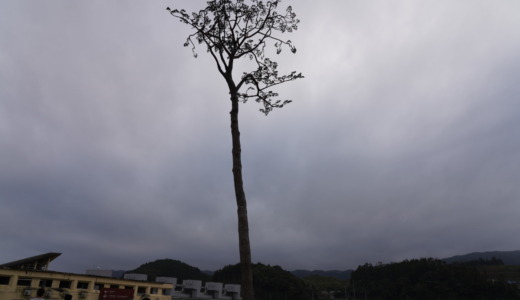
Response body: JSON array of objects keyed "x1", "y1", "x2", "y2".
[
  {"x1": 182, "y1": 280, "x2": 202, "y2": 297},
  {"x1": 156, "y1": 277, "x2": 177, "y2": 295},
  {"x1": 156, "y1": 277, "x2": 176, "y2": 285},
  {"x1": 205, "y1": 282, "x2": 223, "y2": 298},
  {"x1": 224, "y1": 284, "x2": 241, "y2": 299},
  {"x1": 123, "y1": 273, "x2": 148, "y2": 281},
  {"x1": 85, "y1": 269, "x2": 113, "y2": 277}
]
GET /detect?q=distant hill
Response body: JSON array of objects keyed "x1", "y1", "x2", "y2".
[
  {"x1": 443, "y1": 250, "x2": 520, "y2": 265},
  {"x1": 120, "y1": 250, "x2": 519, "y2": 284},
  {"x1": 212, "y1": 263, "x2": 310, "y2": 300},
  {"x1": 349, "y1": 258, "x2": 520, "y2": 299},
  {"x1": 126, "y1": 259, "x2": 210, "y2": 282},
  {"x1": 291, "y1": 269, "x2": 352, "y2": 280}
]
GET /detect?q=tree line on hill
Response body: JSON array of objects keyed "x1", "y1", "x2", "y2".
[
  {"x1": 350, "y1": 258, "x2": 520, "y2": 300},
  {"x1": 127, "y1": 259, "x2": 312, "y2": 299},
  {"x1": 127, "y1": 259, "x2": 211, "y2": 282},
  {"x1": 127, "y1": 257, "x2": 520, "y2": 300},
  {"x1": 443, "y1": 250, "x2": 520, "y2": 265}
]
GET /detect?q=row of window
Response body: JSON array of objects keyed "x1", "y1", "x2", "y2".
[
  {"x1": 0, "y1": 276, "x2": 168, "y2": 295},
  {"x1": 4, "y1": 277, "x2": 85, "y2": 289}
]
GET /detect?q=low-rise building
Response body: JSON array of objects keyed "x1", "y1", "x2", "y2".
[
  {"x1": 0, "y1": 253, "x2": 173, "y2": 300},
  {"x1": 0, "y1": 253, "x2": 241, "y2": 300}
]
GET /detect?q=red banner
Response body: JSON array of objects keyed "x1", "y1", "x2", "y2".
[{"x1": 98, "y1": 288, "x2": 134, "y2": 300}]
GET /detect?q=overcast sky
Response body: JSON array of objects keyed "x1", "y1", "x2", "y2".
[{"x1": 1, "y1": 1, "x2": 520, "y2": 274}]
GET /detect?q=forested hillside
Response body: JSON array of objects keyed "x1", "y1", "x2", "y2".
[
  {"x1": 125, "y1": 259, "x2": 210, "y2": 282},
  {"x1": 292, "y1": 269, "x2": 352, "y2": 280},
  {"x1": 350, "y1": 258, "x2": 520, "y2": 300},
  {"x1": 123, "y1": 252, "x2": 520, "y2": 300},
  {"x1": 212, "y1": 263, "x2": 310, "y2": 300},
  {"x1": 444, "y1": 250, "x2": 520, "y2": 265}
]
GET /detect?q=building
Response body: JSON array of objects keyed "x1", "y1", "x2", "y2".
[
  {"x1": 0, "y1": 253, "x2": 241, "y2": 300},
  {"x1": 0, "y1": 253, "x2": 173, "y2": 300},
  {"x1": 171, "y1": 280, "x2": 241, "y2": 299}
]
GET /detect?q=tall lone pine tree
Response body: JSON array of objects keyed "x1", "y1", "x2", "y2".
[{"x1": 167, "y1": 1, "x2": 302, "y2": 299}]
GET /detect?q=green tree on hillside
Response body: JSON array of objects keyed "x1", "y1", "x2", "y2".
[
  {"x1": 350, "y1": 258, "x2": 520, "y2": 300},
  {"x1": 303, "y1": 275, "x2": 347, "y2": 299},
  {"x1": 212, "y1": 263, "x2": 311, "y2": 300}
]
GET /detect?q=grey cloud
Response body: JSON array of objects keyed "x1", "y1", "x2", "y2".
[{"x1": 1, "y1": 0, "x2": 520, "y2": 273}]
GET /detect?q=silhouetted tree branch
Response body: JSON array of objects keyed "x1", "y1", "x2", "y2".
[{"x1": 167, "y1": 0, "x2": 303, "y2": 114}]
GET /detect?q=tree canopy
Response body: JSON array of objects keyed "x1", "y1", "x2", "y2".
[{"x1": 167, "y1": 0, "x2": 303, "y2": 114}]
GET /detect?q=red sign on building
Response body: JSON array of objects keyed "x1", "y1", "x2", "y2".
[{"x1": 98, "y1": 288, "x2": 134, "y2": 300}]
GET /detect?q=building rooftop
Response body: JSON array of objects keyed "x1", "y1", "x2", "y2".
[{"x1": 0, "y1": 252, "x2": 61, "y2": 271}]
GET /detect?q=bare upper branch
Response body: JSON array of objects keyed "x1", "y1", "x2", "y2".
[{"x1": 167, "y1": 0, "x2": 303, "y2": 114}]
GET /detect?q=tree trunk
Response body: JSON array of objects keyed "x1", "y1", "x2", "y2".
[{"x1": 229, "y1": 88, "x2": 254, "y2": 300}]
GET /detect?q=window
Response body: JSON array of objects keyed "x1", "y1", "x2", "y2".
[
  {"x1": 39, "y1": 279, "x2": 53, "y2": 288},
  {"x1": 17, "y1": 278, "x2": 32, "y2": 287},
  {"x1": 77, "y1": 281, "x2": 89, "y2": 289},
  {"x1": 59, "y1": 280, "x2": 72, "y2": 289},
  {"x1": 0, "y1": 276, "x2": 10, "y2": 285},
  {"x1": 137, "y1": 287, "x2": 146, "y2": 294},
  {"x1": 94, "y1": 283, "x2": 103, "y2": 290},
  {"x1": 110, "y1": 284, "x2": 119, "y2": 289},
  {"x1": 162, "y1": 289, "x2": 172, "y2": 296},
  {"x1": 150, "y1": 288, "x2": 158, "y2": 294}
]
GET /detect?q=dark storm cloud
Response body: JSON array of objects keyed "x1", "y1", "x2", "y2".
[{"x1": 1, "y1": 0, "x2": 520, "y2": 273}]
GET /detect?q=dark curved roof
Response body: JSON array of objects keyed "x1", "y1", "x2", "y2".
[{"x1": 0, "y1": 252, "x2": 61, "y2": 271}]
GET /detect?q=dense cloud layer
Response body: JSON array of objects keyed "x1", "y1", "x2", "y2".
[{"x1": 1, "y1": 1, "x2": 520, "y2": 273}]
